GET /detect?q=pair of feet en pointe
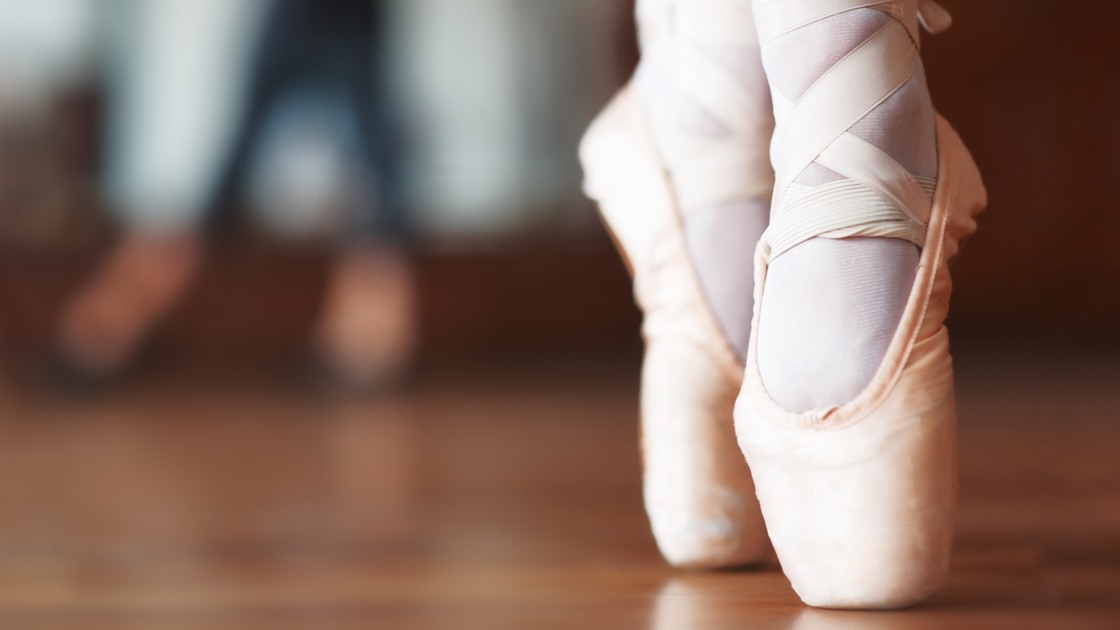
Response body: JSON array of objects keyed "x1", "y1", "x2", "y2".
[
  {"x1": 582, "y1": 0, "x2": 985, "y2": 610},
  {"x1": 54, "y1": 231, "x2": 418, "y2": 390}
]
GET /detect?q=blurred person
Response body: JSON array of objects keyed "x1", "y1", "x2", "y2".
[
  {"x1": 581, "y1": 0, "x2": 985, "y2": 610},
  {"x1": 52, "y1": 0, "x2": 416, "y2": 388}
]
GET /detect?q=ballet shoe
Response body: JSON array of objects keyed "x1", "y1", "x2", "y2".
[
  {"x1": 54, "y1": 230, "x2": 203, "y2": 378},
  {"x1": 580, "y1": 86, "x2": 770, "y2": 569},
  {"x1": 735, "y1": 113, "x2": 986, "y2": 608},
  {"x1": 313, "y1": 247, "x2": 418, "y2": 393}
]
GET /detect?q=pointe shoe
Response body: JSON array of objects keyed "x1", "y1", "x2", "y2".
[
  {"x1": 736, "y1": 112, "x2": 986, "y2": 608},
  {"x1": 580, "y1": 86, "x2": 770, "y2": 569},
  {"x1": 734, "y1": 0, "x2": 982, "y2": 608},
  {"x1": 55, "y1": 231, "x2": 203, "y2": 377},
  {"x1": 313, "y1": 247, "x2": 418, "y2": 392}
]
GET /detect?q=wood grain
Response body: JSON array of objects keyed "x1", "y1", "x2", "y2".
[{"x1": 0, "y1": 344, "x2": 1115, "y2": 628}]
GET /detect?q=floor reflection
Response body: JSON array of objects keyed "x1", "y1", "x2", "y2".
[
  {"x1": 324, "y1": 401, "x2": 419, "y2": 548},
  {"x1": 0, "y1": 382, "x2": 422, "y2": 562},
  {"x1": 649, "y1": 572, "x2": 1120, "y2": 630},
  {"x1": 791, "y1": 609, "x2": 920, "y2": 630},
  {"x1": 651, "y1": 573, "x2": 801, "y2": 630},
  {"x1": 0, "y1": 349, "x2": 1115, "y2": 626}
]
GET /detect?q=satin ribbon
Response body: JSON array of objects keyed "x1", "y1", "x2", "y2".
[{"x1": 917, "y1": 0, "x2": 952, "y2": 33}]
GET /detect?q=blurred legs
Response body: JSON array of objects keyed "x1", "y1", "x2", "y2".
[
  {"x1": 231, "y1": 0, "x2": 414, "y2": 389},
  {"x1": 55, "y1": 0, "x2": 266, "y2": 375},
  {"x1": 56, "y1": 0, "x2": 417, "y2": 386}
]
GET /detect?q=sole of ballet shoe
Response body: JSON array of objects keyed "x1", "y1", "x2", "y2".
[
  {"x1": 735, "y1": 114, "x2": 986, "y2": 609},
  {"x1": 580, "y1": 86, "x2": 771, "y2": 569}
]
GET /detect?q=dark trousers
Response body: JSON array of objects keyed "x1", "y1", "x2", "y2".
[{"x1": 207, "y1": 0, "x2": 403, "y2": 243}]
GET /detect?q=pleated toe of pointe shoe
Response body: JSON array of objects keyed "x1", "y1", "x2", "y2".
[
  {"x1": 581, "y1": 88, "x2": 769, "y2": 569},
  {"x1": 734, "y1": 116, "x2": 986, "y2": 608}
]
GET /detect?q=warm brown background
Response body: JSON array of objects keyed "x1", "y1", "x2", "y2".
[
  {"x1": 3, "y1": 0, "x2": 1120, "y2": 359},
  {"x1": 926, "y1": 1, "x2": 1120, "y2": 338}
]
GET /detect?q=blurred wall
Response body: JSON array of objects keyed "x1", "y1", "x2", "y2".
[
  {"x1": 0, "y1": 0, "x2": 634, "y2": 243},
  {"x1": 0, "y1": 0, "x2": 95, "y2": 108},
  {"x1": 9, "y1": 0, "x2": 1120, "y2": 356},
  {"x1": 925, "y1": 0, "x2": 1120, "y2": 338},
  {"x1": 389, "y1": 0, "x2": 631, "y2": 238}
]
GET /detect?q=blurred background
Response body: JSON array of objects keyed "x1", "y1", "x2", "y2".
[
  {"x1": 0, "y1": 0, "x2": 1117, "y2": 625},
  {"x1": 3, "y1": 0, "x2": 1120, "y2": 364},
  {"x1": 0, "y1": 0, "x2": 641, "y2": 371}
]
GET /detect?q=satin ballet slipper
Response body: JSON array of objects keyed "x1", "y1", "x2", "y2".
[
  {"x1": 736, "y1": 113, "x2": 986, "y2": 608},
  {"x1": 734, "y1": 0, "x2": 981, "y2": 608},
  {"x1": 580, "y1": 87, "x2": 770, "y2": 569}
]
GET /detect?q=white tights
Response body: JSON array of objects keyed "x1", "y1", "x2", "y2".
[
  {"x1": 634, "y1": 2, "x2": 938, "y2": 411},
  {"x1": 634, "y1": 0, "x2": 773, "y2": 359},
  {"x1": 755, "y1": 6, "x2": 937, "y2": 413}
]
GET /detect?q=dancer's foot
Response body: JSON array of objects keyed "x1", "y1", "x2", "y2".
[
  {"x1": 736, "y1": 0, "x2": 983, "y2": 609},
  {"x1": 55, "y1": 231, "x2": 202, "y2": 377},
  {"x1": 313, "y1": 247, "x2": 418, "y2": 392},
  {"x1": 579, "y1": 0, "x2": 775, "y2": 569}
]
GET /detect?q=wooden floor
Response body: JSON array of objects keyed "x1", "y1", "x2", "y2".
[{"x1": 0, "y1": 343, "x2": 1117, "y2": 629}]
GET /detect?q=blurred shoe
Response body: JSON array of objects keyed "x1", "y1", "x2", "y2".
[
  {"x1": 580, "y1": 85, "x2": 770, "y2": 569},
  {"x1": 54, "y1": 231, "x2": 202, "y2": 378},
  {"x1": 312, "y1": 247, "x2": 418, "y2": 393}
]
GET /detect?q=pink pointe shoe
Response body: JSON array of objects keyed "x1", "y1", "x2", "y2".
[
  {"x1": 735, "y1": 0, "x2": 987, "y2": 609},
  {"x1": 580, "y1": 86, "x2": 771, "y2": 569}
]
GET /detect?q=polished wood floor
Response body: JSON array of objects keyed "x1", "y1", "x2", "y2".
[{"x1": 0, "y1": 343, "x2": 1117, "y2": 629}]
